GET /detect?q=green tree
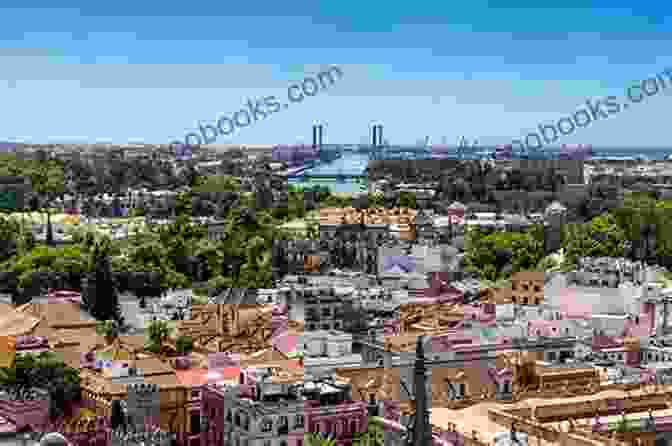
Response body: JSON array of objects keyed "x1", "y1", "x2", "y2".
[
  {"x1": 146, "y1": 320, "x2": 172, "y2": 354},
  {"x1": 561, "y1": 213, "x2": 627, "y2": 266},
  {"x1": 84, "y1": 240, "x2": 124, "y2": 324},
  {"x1": 175, "y1": 335, "x2": 194, "y2": 355},
  {"x1": 96, "y1": 320, "x2": 121, "y2": 342},
  {"x1": 368, "y1": 192, "x2": 385, "y2": 208},
  {"x1": 398, "y1": 191, "x2": 417, "y2": 209},
  {"x1": 305, "y1": 433, "x2": 337, "y2": 446},
  {"x1": 464, "y1": 227, "x2": 545, "y2": 281}
]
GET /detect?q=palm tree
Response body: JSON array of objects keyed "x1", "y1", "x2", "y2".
[{"x1": 304, "y1": 433, "x2": 337, "y2": 446}]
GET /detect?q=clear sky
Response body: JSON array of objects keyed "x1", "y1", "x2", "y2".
[{"x1": 0, "y1": 0, "x2": 671, "y2": 147}]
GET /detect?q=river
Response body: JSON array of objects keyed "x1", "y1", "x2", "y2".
[{"x1": 288, "y1": 151, "x2": 370, "y2": 194}]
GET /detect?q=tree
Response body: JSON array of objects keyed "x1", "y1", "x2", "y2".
[
  {"x1": 305, "y1": 433, "x2": 337, "y2": 446},
  {"x1": 146, "y1": 320, "x2": 171, "y2": 354},
  {"x1": 96, "y1": 320, "x2": 120, "y2": 343},
  {"x1": 0, "y1": 352, "x2": 80, "y2": 416},
  {"x1": 398, "y1": 191, "x2": 417, "y2": 209},
  {"x1": 464, "y1": 226, "x2": 545, "y2": 281},
  {"x1": 84, "y1": 240, "x2": 124, "y2": 324},
  {"x1": 175, "y1": 335, "x2": 194, "y2": 355}
]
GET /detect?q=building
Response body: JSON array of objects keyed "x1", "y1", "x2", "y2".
[
  {"x1": 304, "y1": 288, "x2": 345, "y2": 332},
  {"x1": 513, "y1": 159, "x2": 584, "y2": 185},
  {"x1": 201, "y1": 365, "x2": 368, "y2": 446},
  {"x1": 510, "y1": 271, "x2": 545, "y2": 305}
]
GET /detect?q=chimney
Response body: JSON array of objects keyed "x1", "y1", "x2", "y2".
[
  {"x1": 312, "y1": 125, "x2": 319, "y2": 149},
  {"x1": 318, "y1": 125, "x2": 324, "y2": 147},
  {"x1": 377, "y1": 125, "x2": 383, "y2": 147},
  {"x1": 372, "y1": 125, "x2": 378, "y2": 147}
]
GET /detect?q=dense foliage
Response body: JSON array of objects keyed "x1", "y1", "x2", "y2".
[
  {"x1": 464, "y1": 225, "x2": 546, "y2": 281},
  {"x1": 0, "y1": 352, "x2": 81, "y2": 419}
]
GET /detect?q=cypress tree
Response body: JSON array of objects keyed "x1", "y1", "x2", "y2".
[{"x1": 84, "y1": 241, "x2": 124, "y2": 324}]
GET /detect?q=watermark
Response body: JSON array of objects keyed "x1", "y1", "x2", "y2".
[
  {"x1": 171, "y1": 66, "x2": 343, "y2": 152},
  {"x1": 511, "y1": 67, "x2": 672, "y2": 154}
]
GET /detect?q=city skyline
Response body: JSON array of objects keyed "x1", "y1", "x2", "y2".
[{"x1": 0, "y1": 1, "x2": 671, "y2": 146}]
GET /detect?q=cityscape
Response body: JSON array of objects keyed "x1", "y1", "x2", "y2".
[{"x1": 1, "y1": 2, "x2": 672, "y2": 446}]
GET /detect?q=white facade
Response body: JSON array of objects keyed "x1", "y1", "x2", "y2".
[
  {"x1": 591, "y1": 314, "x2": 629, "y2": 337},
  {"x1": 302, "y1": 330, "x2": 353, "y2": 358}
]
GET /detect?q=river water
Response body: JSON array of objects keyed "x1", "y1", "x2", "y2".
[{"x1": 288, "y1": 152, "x2": 370, "y2": 194}]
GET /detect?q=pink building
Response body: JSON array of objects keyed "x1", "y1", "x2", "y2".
[
  {"x1": 304, "y1": 400, "x2": 368, "y2": 445},
  {"x1": 424, "y1": 272, "x2": 464, "y2": 301},
  {"x1": 0, "y1": 398, "x2": 111, "y2": 445},
  {"x1": 527, "y1": 320, "x2": 566, "y2": 338},
  {"x1": 201, "y1": 367, "x2": 368, "y2": 446}
]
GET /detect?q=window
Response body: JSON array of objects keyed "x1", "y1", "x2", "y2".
[
  {"x1": 523, "y1": 297, "x2": 529, "y2": 305},
  {"x1": 459, "y1": 383, "x2": 466, "y2": 396},
  {"x1": 322, "y1": 308, "x2": 332, "y2": 317},
  {"x1": 190, "y1": 411, "x2": 201, "y2": 435},
  {"x1": 278, "y1": 416, "x2": 289, "y2": 435},
  {"x1": 261, "y1": 418, "x2": 273, "y2": 433},
  {"x1": 294, "y1": 415, "x2": 304, "y2": 429},
  {"x1": 533, "y1": 285, "x2": 541, "y2": 292}
]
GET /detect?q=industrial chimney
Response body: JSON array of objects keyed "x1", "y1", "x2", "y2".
[
  {"x1": 318, "y1": 125, "x2": 324, "y2": 147},
  {"x1": 312, "y1": 125, "x2": 319, "y2": 149},
  {"x1": 377, "y1": 125, "x2": 383, "y2": 147}
]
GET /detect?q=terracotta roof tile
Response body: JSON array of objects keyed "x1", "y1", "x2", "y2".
[
  {"x1": 0, "y1": 309, "x2": 40, "y2": 337},
  {"x1": 134, "y1": 357, "x2": 175, "y2": 376}
]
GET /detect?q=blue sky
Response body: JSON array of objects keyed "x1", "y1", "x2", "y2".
[{"x1": 0, "y1": 0, "x2": 671, "y2": 147}]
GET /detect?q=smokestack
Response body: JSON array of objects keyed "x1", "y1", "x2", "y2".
[
  {"x1": 377, "y1": 125, "x2": 383, "y2": 147},
  {"x1": 312, "y1": 125, "x2": 318, "y2": 149},
  {"x1": 372, "y1": 125, "x2": 378, "y2": 147},
  {"x1": 318, "y1": 125, "x2": 324, "y2": 147}
]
